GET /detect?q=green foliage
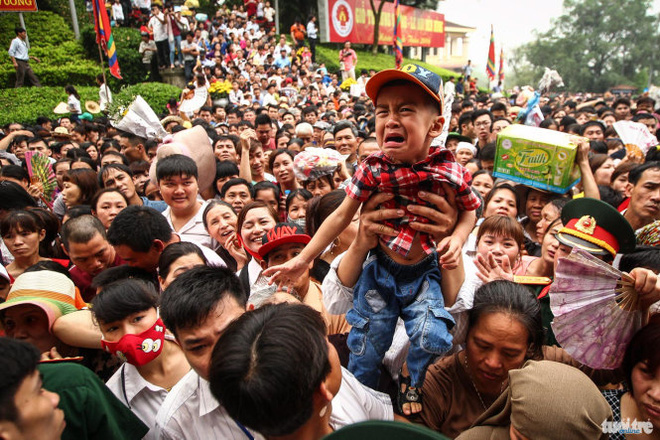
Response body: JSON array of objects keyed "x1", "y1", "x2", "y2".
[
  {"x1": 0, "y1": 12, "x2": 100, "y2": 87},
  {"x1": 38, "y1": 0, "x2": 92, "y2": 28},
  {"x1": 316, "y1": 45, "x2": 457, "y2": 82},
  {"x1": 0, "y1": 86, "x2": 99, "y2": 126},
  {"x1": 0, "y1": 83, "x2": 181, "y2": 126},
  {"x1": 516, "y1": 0, "x2": 660, "y2": 92},
  {"x1": 81, "y1": 25, "x2": 154, "y2": 87},
  {"x1": 112, "y1": 82, "x2": 182, "y2": 116}
]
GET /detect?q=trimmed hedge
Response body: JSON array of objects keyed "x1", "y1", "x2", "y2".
[
  {"x1": 0, "y1": 12, "x2": 100, "y2": 87},
  {"x1": 0, "y1": 83, "x2": 182, "y2": 126},
  {"x1": 316, "y1": 45, "x2": 458, "y2": 83}
]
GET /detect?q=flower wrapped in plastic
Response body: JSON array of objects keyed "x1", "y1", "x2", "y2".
[
  {"x1": 293, "y1": 147, "x2": 347, "y2": 181},
  {"x1": 110, "y1": 95, "x2": 168, "y2": 141}
]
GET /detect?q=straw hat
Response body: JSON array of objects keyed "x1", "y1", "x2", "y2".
[
  {"x1": 50, "y1": 126, "x2": 71, "y2": 139},
  {"x1": 53, "y1": 102, "x2": 69, "y2": 114},
  {"x1": 85, "y1": 101, "x2": 102, "y2": 114},
  {"x1": 0, "y1": 271, "x2": 86, "y2": 331}
]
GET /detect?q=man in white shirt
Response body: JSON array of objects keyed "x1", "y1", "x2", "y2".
[
  {"x1": 97, "y1": 73, "x2": 112, "y2": 112},
  {"x1": 148, "y1": 4, "x2": 170, "y2": 69},
  {"x1": 208, "y1": 302, "x2": 394, "y2": 436},
  {"x1": 444, "y1": 76, "x2": 456, "y2": 99},
  {"x1": 8, "y1": 26, "x2": 41, "y2": 87},
  {"x1": 306, "y1": 15, "x2": 318, "y2": 63},
  {"x1": 156, "y1": 266, "x2": 263, "y2": 440}
]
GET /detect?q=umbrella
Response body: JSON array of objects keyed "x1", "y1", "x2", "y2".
[{"x1": 550, "y1": 248, "x2": 642, "y2": 369}]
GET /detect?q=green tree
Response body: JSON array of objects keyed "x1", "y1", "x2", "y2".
[{"x1": 517, "y1": 0, "x2": 660, "y2": 92}]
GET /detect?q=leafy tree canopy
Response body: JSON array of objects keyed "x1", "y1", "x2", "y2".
[{"x1": 515, "y1": 0, "x2": 660, "y2": 92}]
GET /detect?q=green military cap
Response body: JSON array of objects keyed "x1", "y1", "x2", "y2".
[
  {"x1": 446, "y1": 132, "x2": 472, "y2": 144},
  {"x1": 556, "y1": 198, "x2": 635, "y2": 257},
  {"x1": 324, "y1": 421, "x2": 450, "y2": 440}
]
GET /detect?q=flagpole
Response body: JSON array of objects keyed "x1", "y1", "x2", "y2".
[{"x1": 96, "y1": 41, "x2": 110, "y2": 107}]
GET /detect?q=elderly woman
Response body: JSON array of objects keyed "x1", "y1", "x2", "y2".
[
  {"x1": 456, "y1": 361, "x2": 612, "y2": 439},
  {"x1": 416, "y1": 280, "x2": 620, "y2": 438}
]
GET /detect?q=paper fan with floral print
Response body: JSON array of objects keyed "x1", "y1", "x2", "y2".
[{"x1": 549, "y1": 248, "x2": 642, "y2": 369}]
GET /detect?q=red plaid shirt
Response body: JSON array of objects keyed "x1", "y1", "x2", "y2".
[{"x1": 345, "y1": 146, "x2": 480, "y2": 257}]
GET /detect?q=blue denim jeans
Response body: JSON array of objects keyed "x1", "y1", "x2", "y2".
[
  {"x1": 169, "y1": 35, "x2": 183, "y2": 66},
  {"x1": 346, "y1": 248, "x2": 454, "y2": 389}
]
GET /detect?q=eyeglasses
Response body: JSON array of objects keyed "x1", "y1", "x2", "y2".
[{"x1": 475, "y1": 121, "x2": 491, "y2": 128}]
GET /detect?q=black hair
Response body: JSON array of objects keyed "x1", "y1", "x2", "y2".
[
  {"x1": 0, "y1": 210, "x2": 44, "y2": 239},
  {"x1": 158, "y1": 241, "x2": 207, "y2": 280},
  {"x1": 156, "y1": 154, "x2": 199, "y2": 181},
  {"x1": 468, "y1": 280, "x2": 543, "y2": 360},
  {"x1": 479, "y1": 142, "x2": 496, "y2": 162},
  {"x1": 24, "y1": 260, "x2": 72, "y2": 279},
  {"x1": 220, "y1": 178, "x2": 253, "y2": 199},
  {"x1": 484, "y1": 183, "x2": 519, "y2": 215},
  {"x1": 471, "y1": 109, "x2": 493, "y2": 124},
  {"x1": 253, "y1": 181, "x2": 281, "y2": 203},
  {"x1": 91, "y1": 187, "x2": 129, "y2": 213},
  {"x1": 91, "y1": 278, "x2": 159, "y2": 324},
  {"x1": 622, "y1": 322, "x2": 660, "y2": 393},
  {"x1": 490, "y1": 102, "x2": 507, "y2": 113},
  {"x1": 160, "y1": 265, "x2": 247, "y2": 336},
  {"x1": 613, "y1": 97, "x2": 631, "y2": 109},
  {"x1": 65, "y1": 85, "x2": 80, "y2": 100},
  {"x1": 107, "y1": 206, "x2": 173, "y2": 252},
  {"x1": 306, "y1": 189, "x2": 345, "y2": 237},
  {"x1": 629, "y1": 161, "x2": 660, "y2": 186},
  {"x1": 99, "y1": 163, "x2": 133, "y2": 188},
  {"x1": 63, "y1": 205, "x2": 93, "y2": 220},
  {"x1": 209, "y1": 303, "x2": 330, "y2": 436},
  {"x1": 559, "y1": 115, "x2": 577, "y2": 130},
  {"x1": 619, "y1": 246, "x2": 660, "y2": 273},
  {"x1": 254, "y1": 113, "x2": 272, "y2": 127},
  {"x1": 0, "y1": 338, "x2": 40, "y2": 423},
  {"x1": 26, "y1": 207, "x2": 63, "y2": 259},
  {"x1": 332, "y1": 120, "x2": 358, "y2": 138},
  {"x1": 580, "y1": 120, "x2": 605, "y2": 135},
  {"x1": 458, "y1": 112, "x2": 474, "y2": 134},
  {"x1": 0, "y1": 165, "x2": 29, "y2": 183},
  {"x1": 202, "y1": 199, "x2": 236, "y2": 230},
  {"x1": 91, "y1": 265, "x2": 156, "y2": 290},
  {"x1": 285, "y1": 188, "x2": 313, "y2": 213},
  {"x1": 539, "y1": 118, "x2": 557, "y2": 129},
  {"x1": 267, "y1": 149, "x2": 295, "y2": 173},
  {"x1": 598, "y1": 185, "x2": 624, "y2": 208},
  {"x1": 0, "y1": 181, "x2": 37, "y2": 212}
]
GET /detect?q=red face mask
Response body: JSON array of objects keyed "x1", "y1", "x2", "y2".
[{"x1": 101, "y1": 318, "x2": 166, "y2": 366}]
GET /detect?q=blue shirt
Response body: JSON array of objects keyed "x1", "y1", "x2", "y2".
[
  {"x1": 274, "y1": 56, "x2": 291, "y2": 69},
  {"x1": 8, "y1": 37, "x2": 29, "y2": 61},
  {"x1": 141, "y1": 196, "x2": 168, "y2": 212}
]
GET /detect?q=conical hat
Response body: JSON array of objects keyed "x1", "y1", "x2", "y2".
[
  {"x1": 53, "y1": 102, "x2": 69, "y2": 114},
  {"x1": 85, "y1": 101, "x2": 101, "y2": 114}
]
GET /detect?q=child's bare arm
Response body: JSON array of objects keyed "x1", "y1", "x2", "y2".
[
  {"x1": 264, "y1": 196, "x2": 362, "y2": 287},
  {"x1": 438, "y1": 209, "x2": 477, "y2": 269}
]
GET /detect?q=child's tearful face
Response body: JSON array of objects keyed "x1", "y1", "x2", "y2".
[{"x1": 375, "y1": 84, "x2": 444, "y2": 164}]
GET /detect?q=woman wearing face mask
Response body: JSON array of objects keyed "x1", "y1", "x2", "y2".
[
  {"x1": 286, "y1": 188, "x2": 313, "y2": 229},
  {"x1": 92, "y1": 279, "x2": 191, "y2": 439},
  {"x1": 203, "y1": 200, "x2": 248, "y2": 272}
]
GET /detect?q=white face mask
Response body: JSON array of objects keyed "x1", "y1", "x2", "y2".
[{"x1": 287, "y1": 215, "x2": 306, "y2": 231}]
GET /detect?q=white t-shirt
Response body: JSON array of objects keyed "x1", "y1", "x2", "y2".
[
  {"x1": 149, "y1": 12, "x2": 167, "y2": 41},
  {"x1": 68, "y1": 95, "x2": 81, "y2": 115},
  {"x1": 111, "y1": 3, "x2": 124, "y2": 20},
  {"x1": 329, "y1": 367, "x2": 394, "y2": 430}
]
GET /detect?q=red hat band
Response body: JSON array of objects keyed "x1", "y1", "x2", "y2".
[{"x1": 561, "y1": 216, "x2": 619, "y2": 256}]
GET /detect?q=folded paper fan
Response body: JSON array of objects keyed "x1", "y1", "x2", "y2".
[
  {"x1": 24, "y1": 151, "x2": 57, "y2": 206},
  {"x1": 550, "y1": 248, "x2": 642, "y2": 369},
  {"x1": 613, "y1": 120, "x2": 658, "y2": 162}
]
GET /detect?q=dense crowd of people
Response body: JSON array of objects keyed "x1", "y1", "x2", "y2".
[{"x1": 2, "y1": 3, "x2": 660, "y2": 440}]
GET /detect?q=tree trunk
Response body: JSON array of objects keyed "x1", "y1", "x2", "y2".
[{"x1": 370, "y1": 0, "x2": 388, "y2": 55}]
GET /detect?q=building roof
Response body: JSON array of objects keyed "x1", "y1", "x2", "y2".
[{"x1": 444, "y1": 20, "x2": 476, "y2": 31}]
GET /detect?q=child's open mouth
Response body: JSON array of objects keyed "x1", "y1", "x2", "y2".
[{"x1": 385, "y1": 134, "x2": 405, "y2": 144}]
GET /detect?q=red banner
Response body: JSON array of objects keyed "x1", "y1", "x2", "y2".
[
  {"x1": 0, "y1": 0, "x2": 38, "y2": 12},
  {"x1": 324, "y1": 0, "x2": 444, "y2": 48}
]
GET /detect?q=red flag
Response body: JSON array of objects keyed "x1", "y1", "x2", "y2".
[
  {"x1": 393, "y1": 0, "x2": 403, "y2": 69},
  {"x1": 486, "y1": 25, "x2": 495, "y2": 81},
  {"x1": 92, "y1": 0, "x2": 122, "y2": 79},
  {"x1": 498, "y1": 48, "x2": 504, "y2": 83}
]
